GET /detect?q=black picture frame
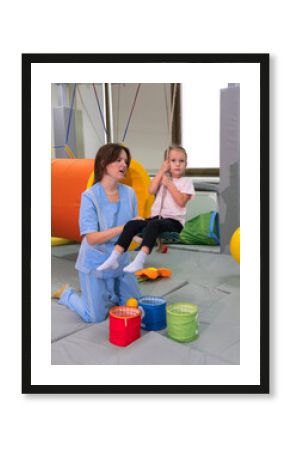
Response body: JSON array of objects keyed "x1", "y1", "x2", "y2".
[{"x1": 22, "y1": 53, "x2": 269, "y2": 394}]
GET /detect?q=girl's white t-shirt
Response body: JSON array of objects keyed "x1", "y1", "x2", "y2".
[{"x1": 150, "y1": 177, "x2": 195, "y2": 225}]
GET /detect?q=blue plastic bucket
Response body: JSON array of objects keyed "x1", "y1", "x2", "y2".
[{"x1": 138, "y1": 296, "x2": 167, "y2": 331}]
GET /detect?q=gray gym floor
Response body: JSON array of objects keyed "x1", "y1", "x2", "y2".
[{"x1": 51, "y1": 244, "x2": 240, "y2": 365}]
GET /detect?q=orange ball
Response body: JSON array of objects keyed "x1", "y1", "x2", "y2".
[{"x1": 126, "y1": 298, "x2": 139, "y2": 308}]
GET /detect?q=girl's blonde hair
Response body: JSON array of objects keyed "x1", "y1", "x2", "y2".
[{"x1": 164, "y1": 145, "x2": 187, "y2": 164}]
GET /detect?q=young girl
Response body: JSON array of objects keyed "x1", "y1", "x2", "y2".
[
  {"x1": 54, "y1": 143, "x2": 141, "y2": 323},
  {"x1": 98, "y1": 145, "x2": 195, "y2": 273}
]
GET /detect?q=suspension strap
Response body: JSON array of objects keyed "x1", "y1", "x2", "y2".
[
  {"x1": 168, "y1": 83, "x2": 178, "y2": 145},
  {"x1": 158, "y1": 84, "x2": 178, "y2": 217},
  {"x1": 65, "y1": 83, "x2": 77, "y2": 146},
  {"x1": 92, "y1": 83, "x2": 109, "y2": 138},
  {"x1": 122, "y1": 83, "x2": 141, "y2": 142}
]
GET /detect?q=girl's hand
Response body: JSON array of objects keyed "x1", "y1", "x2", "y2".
[
  {"x1": 160, "y1": 160, "x2": 170, "y2": 174},
  {"x1": 161, "y1": 175, "x2": 171, "y2": 187}
]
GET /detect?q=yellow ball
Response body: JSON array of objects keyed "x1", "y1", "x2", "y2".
[
  {"x1": 126, "y1": 297, "x2": 139, "y2": 308},
  {"x1": 230, "y1": 227, "x2": 240, "y2": 264}
]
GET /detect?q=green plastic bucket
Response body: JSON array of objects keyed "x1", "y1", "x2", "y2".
[{"x1": 166, "y1": 303, "x2": 199, "y2": 342}]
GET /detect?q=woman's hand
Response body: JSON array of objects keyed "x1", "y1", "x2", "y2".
[
  {"x1": 132, "y1": 216, "x2": 145, "y2": 221},
  {"x1": 86, "y1": 224, "x2": 125, "y2": 245}
]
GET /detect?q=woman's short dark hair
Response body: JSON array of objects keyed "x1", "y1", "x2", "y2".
[{"x1": 93, "y1": 143, "x2": 131, "y2": 183}]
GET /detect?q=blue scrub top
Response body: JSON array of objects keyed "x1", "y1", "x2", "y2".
[{"x1": 75, "y1": 182, "x2": 138, "y2": 274}]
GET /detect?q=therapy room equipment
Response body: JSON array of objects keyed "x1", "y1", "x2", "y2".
[
  {"x1": 51, "y1": 158, "x2": 154, "y2": 242},
  {"x1": 109, "y1": 306, "x2": 142, "y2": 347},
  {"x1": 138, "y1": 296, "x2": 167, "y2": 331},
  {"x1": 167, "y1": 303, "x2": 199, "y2": 343},
  {"x1": 51, "y1": 83, "x2": 240, "y2": 366},
  {"x1": 230, "y1": 227, "x2": 240, "y2": 264}
]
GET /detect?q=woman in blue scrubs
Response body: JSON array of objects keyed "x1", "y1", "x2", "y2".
[{"x1": 56, "y1": 143, "x2": 141, "y2": 323}]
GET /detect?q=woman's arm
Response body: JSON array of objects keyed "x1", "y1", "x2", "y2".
[
  {"x1": 148, "y1": 160, "x2": 170, "y2": 195},
  {"x1": 81, "y1": 188, "x2": 143, "y2": 246},
  {"x1": 85, "y1": 216, "x2": 144, "y2": 245},
  {"x1": 85, "y1": 225, "x2": 124, "y2": 246}
]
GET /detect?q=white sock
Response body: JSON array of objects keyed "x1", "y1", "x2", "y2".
[
  {"x1": 97, "y1": 250, "x2": 121, "y2": 271},
  {"x1": 123, "y1": 250, "x2": 148, "y2": 273}
]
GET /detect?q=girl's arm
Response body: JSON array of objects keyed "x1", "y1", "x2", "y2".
[
  {"x1": 148, "y1": 160, "x2": 170, "y2": 195},
  {"x1": 161, "y1": 176, "x2": 191, "y2": 207}
]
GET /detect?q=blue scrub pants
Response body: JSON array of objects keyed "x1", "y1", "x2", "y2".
[{"x1": 58, "y1": 270, "x2": 140, "y2": 323}]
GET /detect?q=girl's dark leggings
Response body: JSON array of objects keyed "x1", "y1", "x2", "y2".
[{"x1": 116, "y1": 216, "x2": 183, "y2": 253}]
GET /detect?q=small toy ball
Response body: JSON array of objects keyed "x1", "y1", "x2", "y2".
[
  {"x1": 126, "y1": 297, "x2": 139, "y2": 308},
  {"x1": 161, "y1": 245, "x2": 168, "y2": 254},
  {"x1": 230, "y1": 227, "x2": 240, "y2": 264}
]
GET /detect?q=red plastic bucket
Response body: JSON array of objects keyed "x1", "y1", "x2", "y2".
[{"x1": 109, "y1": 306, "x2": 141, "y2": 347}]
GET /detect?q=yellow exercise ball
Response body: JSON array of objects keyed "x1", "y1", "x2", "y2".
[{"x1": 230, "y1": 227, "x2": 240, "y2": 264}]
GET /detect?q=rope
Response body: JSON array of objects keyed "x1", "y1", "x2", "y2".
[
  {"x1": 116, "y1": 84, "x2": 121, "y2": 142},
  {"x1": 51, "y1": 144, "x2": 75, "y2": 158},
  {"x1": 92, "y1": 83, "x2": 109, "y2": 137},
  {"x1": 63, "y1": 144, "x2": 76, "y2": 158},
  {"x1": 51, "y1": 84, "x2": 77, "y2": 159},
  {"x1": 76, "y1": 85, "x2": 103, "y2": 145},
  {"x1": 168, "y1": 83, "x2": 178, "y2": 145},
  {"x1": 122, "y1": 83, "x2": 141, "y2": 142},
  {"x1": 163, "y1": 84, "x2": 170, "y2": 134},
  {"x1": 65, "y1": 83, "x2": 77, "y2": 146},
  {"x1": 158, "y1": 84, "x2": 178, "y2": 218}
]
